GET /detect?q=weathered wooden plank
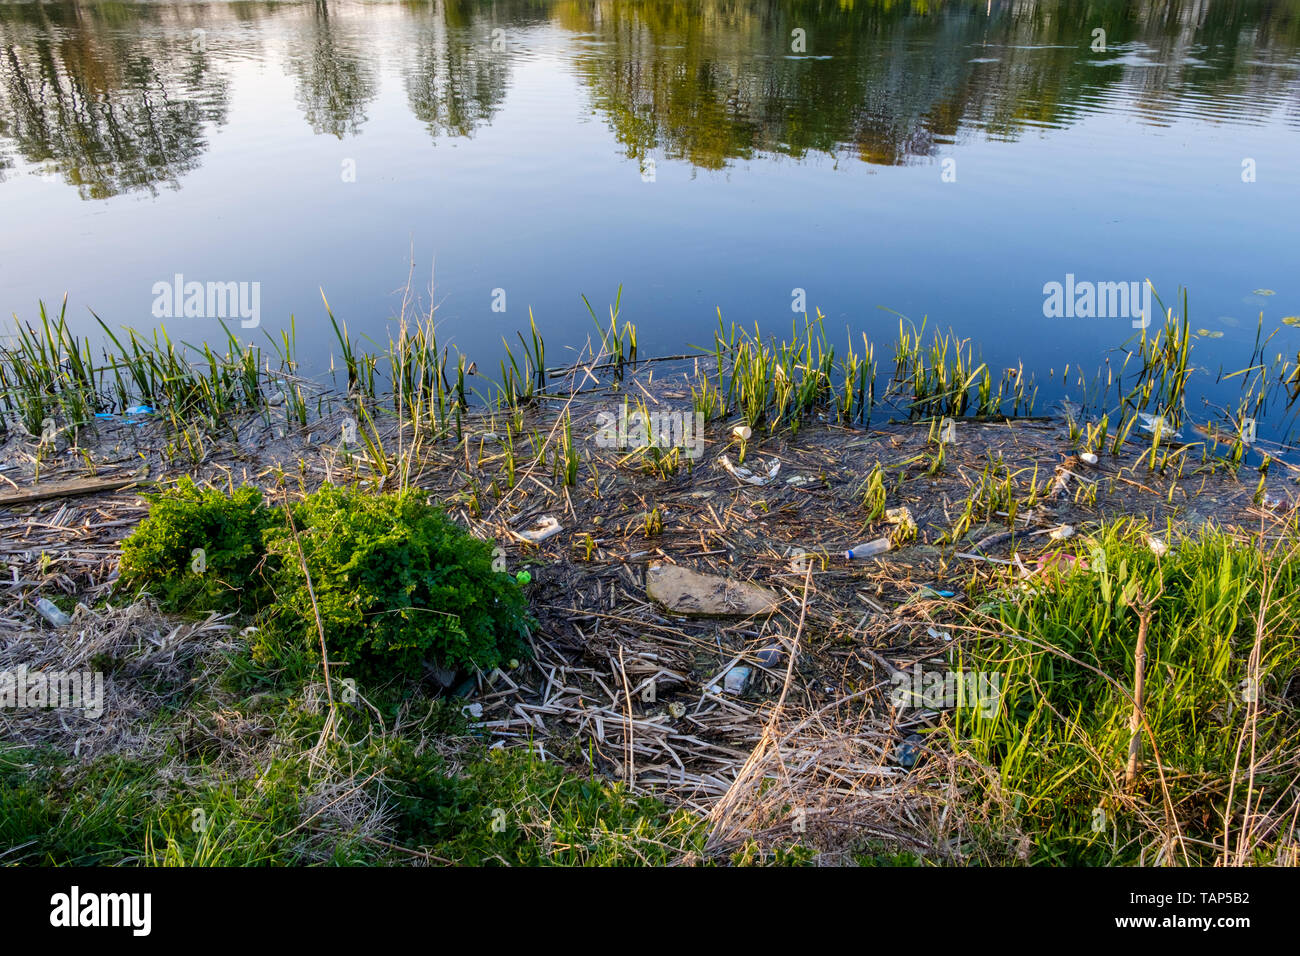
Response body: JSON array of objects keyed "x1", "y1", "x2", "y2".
[{"x1": 0, "y1": 477, "x2": 142, "y2": 509}]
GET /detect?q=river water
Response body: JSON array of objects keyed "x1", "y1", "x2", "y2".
[{"x1": 2, "y1": 0, "x2": 1299, "y2": 435}]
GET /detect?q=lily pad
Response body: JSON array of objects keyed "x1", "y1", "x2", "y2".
[
  {"x1": 1196, "y1": 329, "x2": 1224, "y2": 338},
  {"x1": 1253, "y1": 289, "x2": 1276, "y2": 296},
  {"x1": 1284, "y1": 316, "x2": 1300, "y2": 326}
]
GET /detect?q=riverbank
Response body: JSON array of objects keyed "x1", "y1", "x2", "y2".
[{"x1": 2, "y1": 303, "x2": 1298, "y2": 866}]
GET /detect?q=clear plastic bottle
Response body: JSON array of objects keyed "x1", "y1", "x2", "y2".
[
  {"x1": 35, "y1": 598, "x2": 71, "y2": 627},
  {"x1": 844, "y1": 537, "x2": 892, "y2": 560}
]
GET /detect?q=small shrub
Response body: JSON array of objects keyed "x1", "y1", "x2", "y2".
[
  {"x1": 118, "y1": 477, "x2": 278, "y2": 614},
  {"x1": 118, "y1": 480, "x2": 531, "y2": 684},
  {"x1": 264, "y1": 486, "x2": 531, "y2": 683}
]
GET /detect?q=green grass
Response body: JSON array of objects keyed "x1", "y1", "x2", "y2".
[
  {"x1": 1, "y1": 750, "x2": 159, "y2": 866},
  {"x1": 380, "y1": 739, "x2": 705, "y2": 866},
  {"x1": 5, "y1": 286, "x2": 1281, "y2": 479},
  {"x1": 0, "y1": 297, "x2": 102, "y2": 436},
  {"x1": 891, "y1": 318, "x2": 1035, "y2": 420},
  {"x1": 950, "y1": 518, "x2": 1300, "y2": 865},
  {"x1": 858, "y1": 461, "x2": 887, "y2": 521},
  {"x1": 0, "y1": 701, "x2": 804, "y2": 866},
  {"x1": 713, "y1": 311, "x2": 870, "y2": 433},
  {"x1": 584, "y1": 284, "x2": 637, "y2": 383}
]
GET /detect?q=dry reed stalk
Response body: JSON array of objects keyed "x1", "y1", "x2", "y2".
[
  {"x1": 1124, "y1": 595, "x2": 1151, "y2": 791},
  {"x1": 706, "y1": 563, "x2": 813, "y2": 849}
]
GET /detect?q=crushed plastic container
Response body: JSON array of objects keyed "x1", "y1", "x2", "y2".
[
  {"x1": 723, "y1": 666, "x2": 752, "y2": 695},
  {"x1": 893, "y1": 733, "x2": 925, "y2": 769},
  {"x1": 35, "y1": 598, "x2": 71, "y2": 627},
  {"x1": 516, "y1": 516, "x2": 562, "y2": 543}
]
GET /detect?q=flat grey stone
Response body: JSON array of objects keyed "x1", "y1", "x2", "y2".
[{"x1": 645, "y1": 563, "x2": 780, "y2": 617}]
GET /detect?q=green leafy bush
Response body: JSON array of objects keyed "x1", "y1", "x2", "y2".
[
  {"x1": 117, "y1": 480, "x2": 531, "y2": 683},
  {"x1": 118, "y1": 477, "x2": 278, "y2": 614},
  {"x1": 263, "y1": 486, "x2": 531, "y2": 682}
]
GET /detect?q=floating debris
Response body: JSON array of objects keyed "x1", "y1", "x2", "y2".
[
  {"x1": 516, "y1": 515, "x2": 563, "y2": 543},
  {"x1": 972, "y1": 528, "x2": 1018, "y2": 553},
  {"x1": 122, "y1": 404, "x2": 154, "y2": 426},
  {"x1": 1036, "y1": 552, "x2": 1088, "y2": 574},
  {"x1": 427, "y1": 663, "x2": 457, "y2": 688},
  {"x1": 1136, "y1": 412, "x2": 1182, "y2": 440},
  {"x1": 885, "y1": 505, "x2": 917, "y2": 534},
  {"x1": 719, "y1": 455, "x2": 780, "y2": 486},
  {"x1": 1048, "y1": 465, "x2": 1073, "y2": 497}
]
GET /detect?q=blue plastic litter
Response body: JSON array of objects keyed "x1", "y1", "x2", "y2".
[
  {"x1": 893, "y1": 733, "x2": 925, "y2": 769},
  {"x1": 920, "y1": 586, "x2": 956, "y2": 598}
]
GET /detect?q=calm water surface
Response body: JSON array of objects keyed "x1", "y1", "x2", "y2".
[{"x1": 2, "y1": 0, "x2": 1300, "y2": 433}]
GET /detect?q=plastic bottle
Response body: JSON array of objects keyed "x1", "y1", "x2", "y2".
[
  {"x1": 35, "y1": 598, "x2": 71, "y2": 627},
  {"x1": 844, "y1": 537, "x2": 891, "y2": 560}
]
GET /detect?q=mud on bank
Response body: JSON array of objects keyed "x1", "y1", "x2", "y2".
[{"x1": 3, "y1": 354, "x2": 1297, "y2": 865}]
